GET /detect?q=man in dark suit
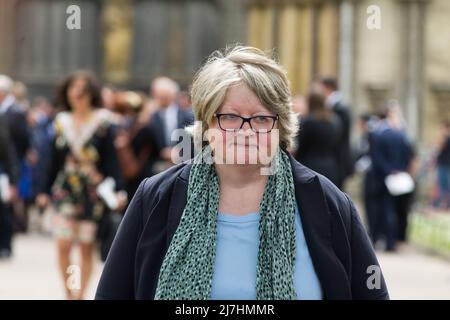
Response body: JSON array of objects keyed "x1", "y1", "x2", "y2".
[
  {"x1": 0, "y1": 115, "x2": 19, "y2": 259},
  {"x1": 317, "y1": 76, "x2": 353, "y2": 190},
  {"x1": 0, "y1": 75, "x2": 30, "y2": 161},
  {"x1": 147, "y1": 77, "x2": 194, "y2": 176},
  {"x1": 369, "y1": 106, "x2": 414, "y2": 252},
  {"x1": 0, "y1": 75, "x2": 31, "y2": 234}
]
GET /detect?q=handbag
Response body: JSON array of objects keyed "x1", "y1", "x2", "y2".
[{"x1": 385, "y1": 172, "x2": 415, "y2": 196}]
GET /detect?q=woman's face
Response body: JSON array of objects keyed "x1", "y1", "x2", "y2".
[
  {"x1": 207, "y1": 83, "x2": 279, "y2": 166},
  {"x1": 67, "y1": 77, "x2": 90, "y2": 109}
]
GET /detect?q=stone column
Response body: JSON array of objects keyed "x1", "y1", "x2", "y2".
[
  {"x1": 0, "y1": 0, "x2": 18, "y2": 76},
  {"x1": 338, "y1": 0, "x2": 357, "y2": 106},
  {"x1": 166, "y1": 1, "x2": 184, "y2": 77},
  {"x1": 278, "y1": 3, "x2": 300, "y2": 91},
  {"x1": 316, "y1": 0, "x2": 339, "y2": 76},
  {"x1": 219, "y1": 0, "x2": 247, "y2": 45},
  {"x1": 247, "y1": 1, "x2": 275, "y2": 50},
  {"x1": 102, "y1": 0, "x2": 133, "y2": 84},
  {"x1": 47, "y1": 0, "x2": 66, "y2": 77},
  {"x1": 296, "y1": 2, "x2": 315, "y2": 94},
  {"x1": 398, "y1": 0, "x2": 429, "y2": 140}
]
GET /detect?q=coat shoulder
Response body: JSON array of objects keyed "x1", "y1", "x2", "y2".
[
  {"x1": 139, "y1": 161, "x2": 191, "y2": 207},
  {"x1": 316, "y1": 172, "x2": 354, "y2": 228},
  {"x1": 316, "y1": 173, "x2": 351, "y2": 208},
  {"x1": 289, "y1": 153, "x2": 350, "y2": 210},
  {"x1": 292, "y1": 158, "x2": 354, "y2": 229}
]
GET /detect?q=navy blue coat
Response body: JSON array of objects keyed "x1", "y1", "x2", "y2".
[
  {"x1": 369, "y1": 124, "x2": 414, "y2": 193},
  {"x1": 95, "y1": 153, "x2": 389, "y2": 300}
]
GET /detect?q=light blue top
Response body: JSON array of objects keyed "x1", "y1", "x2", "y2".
[{"x1": 210, "y1": 204, "x2": 323, "y2": 300}]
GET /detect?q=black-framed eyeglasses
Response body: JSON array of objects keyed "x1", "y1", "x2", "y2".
[{"x1": 213, "y1": 113, "x2": 279, "y2": 133}]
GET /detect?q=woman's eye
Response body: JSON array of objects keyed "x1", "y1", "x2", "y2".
[
  {"x1": 223, "y1": 114, "x2": 239, "y2": 120},
  {"x1": 254, "y1": 116, "x2": 269, "y2": 123}
]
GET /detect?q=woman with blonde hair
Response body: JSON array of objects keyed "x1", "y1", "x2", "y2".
[{"x1": 96, "y1": 46, "x2": 389, "y2": 300}]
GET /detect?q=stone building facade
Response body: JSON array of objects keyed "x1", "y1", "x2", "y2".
[{"x1": 1, "y1": 0, "x2": 449, "y2": 144}]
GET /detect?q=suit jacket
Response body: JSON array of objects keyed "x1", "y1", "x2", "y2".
[
  {"x1": 147, "y1": 106, "x2": 194, "y2": 175},
  {"x1": 332, "y1": 101, "x2": 353, "y2": 186},
  {"x1": 0, "y1": 102, "x2": 30, "y2": 160},
  {"x1": 149, "y1": 107, "x2": 194, "y2": 149},
  {"x1": 369, "y1": 123, "x2": 414, "y2": 193},
  {"x1": 0, "y1": 117, "x2": 19, "y2": 184},
  {"x1": 95, "y1": 152, "x2": 389, "y2": 300},
  {"x1": 295, "y1": 114, "x2": 343, "y2": 185}
]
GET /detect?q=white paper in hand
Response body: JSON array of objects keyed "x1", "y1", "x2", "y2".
[
  {"x1": 96, "y1": 177, "x2": 118, "y2": 210},
  {"x1": 385, "y1": 172, "x2": 415, "y2": 196}
]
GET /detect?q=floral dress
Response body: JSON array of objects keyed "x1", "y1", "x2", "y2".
[{"x1": 45, "y1": 109, "x2": 122, "y2": 222}]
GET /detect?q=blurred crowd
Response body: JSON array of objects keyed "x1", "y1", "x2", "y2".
[
  {"x1": 0, "y1": 72, "x2": 194, "y2": 299},
  {"x1": 0, "y1": 71, "x2": 448, "y2": 298}
]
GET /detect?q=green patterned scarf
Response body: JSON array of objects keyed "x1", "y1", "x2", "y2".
[{"x1": 154, "y1": 147, "x2": 297, "y2": 300}]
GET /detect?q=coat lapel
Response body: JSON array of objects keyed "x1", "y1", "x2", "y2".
[{"x1": 287, "y1": 153, "x2": 351, "y2": 299}]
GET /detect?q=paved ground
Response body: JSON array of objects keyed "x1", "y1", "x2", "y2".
[
  {"x1": 0, "y1": 233, "x2": 449, "y2": 300},
  {"x1": 0, "y1": 233, "x2": 103, "y2": 300},
  {"x1": 376, "y1": 247, "x2": 450, "y2": 299}
]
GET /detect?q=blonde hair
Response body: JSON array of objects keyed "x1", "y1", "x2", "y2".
[{"x1": 189, "y1": 45, "x2": 299, "y2": 150}]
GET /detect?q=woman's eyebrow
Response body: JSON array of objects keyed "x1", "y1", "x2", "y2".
[
  {"x1": 219, "y1": 107, "x2": 272, "y2": 116},
  {"x1": 219, "y1": 105, "x2": 240, "y2": 113},
  {"x1": 252, "y1": 111, "x2": 273, "y2": 116}
]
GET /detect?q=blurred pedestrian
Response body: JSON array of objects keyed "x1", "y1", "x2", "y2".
[
  {"x1": 12, "y1": 81, "x2": 30, "y2": 112},
  {"x1": 369, "y1": 103, "x2": 415, "y2": 251},
  {"x1": 36, "y1": 71, "x2": 127, "y2": 300},
  {"x1": 101, "y1": 85, "x2": 117, "y2": 112},
  {"x1": 12, "y1": 82, "x2": 35, "y2": 232},
  {"x1": 0, "y1": 75, "x2": 30, "y2": 161},
  {"x1": 316, "y1": 76, "x2": 353, "y2": 189},
  {"x1": 355, "y1": 113, "x2": 379, "y2": 242},
  {"x1": 294, "y1": 90, "x2": 343, "y2": 186},
  {"x1": 26, "y1": 97, "x2": 56, "y2": 231},
  {"x1": 0, "y1": 74, "x2": 30, "y2": 251},
  {"x1": 113, "y1": 90, "x2": 154, "y2": 199},
  {"x1": 0, "y1": 116, "x2": 19, "y2": 259},
  {"x1": 432, "y1": 120, "x2": 450, "y2": 210},
  {"x1": 176, "y1": 89, "x2": 193, "y2": 112},
  {"x1": 147, "y1": 77, "x2": 194, "y2": 175}
]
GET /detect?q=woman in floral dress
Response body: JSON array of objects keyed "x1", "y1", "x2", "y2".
[{"x1": 37, "y1": 71, "x2": 126, "y2": 300}]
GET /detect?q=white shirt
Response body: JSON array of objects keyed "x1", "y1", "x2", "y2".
[
  {"x1": 326, "y1": 91, "x2": 342, "y2": 109},
  {"x1": 163, "y1": 104, "x2": 179, "y2": 146}
]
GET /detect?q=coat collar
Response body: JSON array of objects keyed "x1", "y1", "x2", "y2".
[{"x1": 166, "y1": 153, "x2": 351, "y2": 299}]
